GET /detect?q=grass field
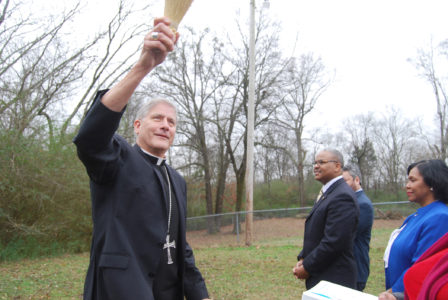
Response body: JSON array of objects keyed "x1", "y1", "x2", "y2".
[{"x1": 0, "y1": 218, "x2": 403, "y2": 299}]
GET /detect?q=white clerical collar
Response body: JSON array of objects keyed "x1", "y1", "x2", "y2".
[
  {"x1": 140, "y1": 147, "x2": 166, "y2": 166},
  {"x1": 322, "y1": 175, "x2": 343, "y2": 193}
]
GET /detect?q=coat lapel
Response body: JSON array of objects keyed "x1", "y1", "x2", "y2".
[
  {"x1": 306, "y1": 178, "x2": 344, "y2": 220},
  {"x1": 134, "y1": 145, "x2": 169, "y2": 215}
]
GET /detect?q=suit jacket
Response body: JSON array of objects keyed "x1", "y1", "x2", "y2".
[
  {"x1": 73, "y1": 91, "x2": 208, "y2": 300},
  {"x1": 353, "y1": 189, "x2": 374, "y2": 285},
  {"x1": 298, "y1": 178, "x2": 359, "y2": 289}
]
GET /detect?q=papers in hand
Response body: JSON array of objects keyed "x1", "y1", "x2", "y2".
[{"x1": 302, "y1": 281, "x2": 377, "y2": 300}]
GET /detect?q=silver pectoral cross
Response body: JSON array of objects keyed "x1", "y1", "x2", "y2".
[{"x1": 163, "y1": 234, "x2": 176, "y2": 264}]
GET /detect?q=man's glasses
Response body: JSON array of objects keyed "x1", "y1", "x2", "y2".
[{"x1": 312, "y1": 160, "x2": 338, "y2": 166}]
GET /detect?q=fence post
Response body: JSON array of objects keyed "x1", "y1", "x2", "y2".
[{"x1": 236, "y1": 212, "x2": 239, "y2": 243}]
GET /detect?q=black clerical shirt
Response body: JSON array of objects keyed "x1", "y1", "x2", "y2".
[{"x1": 138, "y1": 148, "x2": 181, "y2": 299}]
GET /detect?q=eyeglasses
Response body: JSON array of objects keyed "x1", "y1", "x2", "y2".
[{"x1": 312, "y1": 160, "x2": 338, "y2": 166}]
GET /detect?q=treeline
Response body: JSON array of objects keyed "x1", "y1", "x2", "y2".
[{"x1": 1, "y1": 0, "x2": 447, "y2": 260}]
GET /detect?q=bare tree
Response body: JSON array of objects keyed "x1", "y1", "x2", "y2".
[
  {"x1": 210, "y1": 84, "x2": 237, "y2": 232},
  {"x1": 343, "y1": 113, "x2": 377, "y2": 189},
  {"x1": 258, "y1": 129, "x2": 294, "y2": 185},
  {"x1": 0, "y1": 0, "x2": 150, "y2": 147},
  {"x1": 0, "y1": 0, "x2": 9, "y2": 27},
  {"x1": 60, "y1": 0, "x2": 151, "y2": 141},
  {"x1": 225, "y1": 12, "x2": 291, "y2": 226},
  {"x1": 411, "y1": 39, "x2": 448, "y2": 160},
  {"x1": 273, "y1": 54, "x2": 331, "y2": 206},
  {"x1": 0, "y1": 1, "x2": 88, "y2": 145},
  {"x1": 373, "y1": 107, "x2": 419, "y2": 197}
]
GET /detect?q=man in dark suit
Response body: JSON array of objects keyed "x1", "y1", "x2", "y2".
[
  {"x1": 73, "y1": 17, "x2": 210, "y2": 300},
  {"x1": 293, "y1": 149, "x2": 359, "y2": 289},
  {"x1": 343, "y1": 165, "x2": 374, "y2": 291}
]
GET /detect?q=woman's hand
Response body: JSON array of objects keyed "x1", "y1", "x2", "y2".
[{"x1": 378, "y1": 290, "x2": 397, "y2": 300}]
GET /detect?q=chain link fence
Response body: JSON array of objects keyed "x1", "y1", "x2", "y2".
[{"x1": 186, "y1": 201, "x2": 417, "y2": 242}]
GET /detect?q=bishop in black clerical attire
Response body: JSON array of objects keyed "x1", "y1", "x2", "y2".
[{"x1": 73, "y1": 17, "x2": 210, "y2": 300}]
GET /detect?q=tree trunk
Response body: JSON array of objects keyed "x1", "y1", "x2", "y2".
[{"x1": 233, "y1": 168, "x2": 246, "y2": 234}]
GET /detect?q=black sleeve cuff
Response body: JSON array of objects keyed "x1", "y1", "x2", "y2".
[{"x1": 73, "y1": 89, "x2": 125, "y2": 153}]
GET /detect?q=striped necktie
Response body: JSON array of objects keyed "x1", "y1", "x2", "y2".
[{"x1": 316, "y1": 187, "x2": 324, "y2": 203}]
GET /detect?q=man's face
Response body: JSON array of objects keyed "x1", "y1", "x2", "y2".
[
  {"x1": 134, "y1": 102, "x2": 176, "y2": 157},
  {"x1": 313, "y1": 151, "x2": 341, "y2": 184},
  {"x1": 342, "y1": 171, "x2": 357, "y2": 191}
]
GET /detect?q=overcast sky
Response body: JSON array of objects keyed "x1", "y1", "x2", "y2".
[
  {"x1": 180, "y1": 0, "x2": 448, "y2": 131},
  {"x1": 43, "y1": 0, "x2": 448, "y2": 131}
]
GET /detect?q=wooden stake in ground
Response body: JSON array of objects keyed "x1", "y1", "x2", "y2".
[{"x1": 164, "y1": 0, "x2": 194, "y2": 31}]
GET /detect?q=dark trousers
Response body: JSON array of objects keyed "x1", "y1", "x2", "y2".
[{"x1": 356, "y1": 282, "x2": 366, "y2": 291}]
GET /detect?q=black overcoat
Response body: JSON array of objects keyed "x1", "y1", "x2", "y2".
[
  {"x1": 73, "y1": 91, "x2": 208, "y2": 300},
  {"x1": 298, "y1": 178, "x2": 359, "y2": 289}
]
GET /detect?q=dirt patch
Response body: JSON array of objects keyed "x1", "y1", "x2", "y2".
[{"x1": 187, "y1": 217, "x2": 404, "y2": 248}]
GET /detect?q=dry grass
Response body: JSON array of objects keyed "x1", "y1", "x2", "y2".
[
  {"x1": 187, "y1": 217, "x2": 403, "y2": 248},
  {"x1": 0, "y1": 218, "x2": 403, "y2": 299}
]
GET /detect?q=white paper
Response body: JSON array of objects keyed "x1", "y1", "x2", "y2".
[{"x1": 302, "y1": 281, "x2": 377, "y2": 300}]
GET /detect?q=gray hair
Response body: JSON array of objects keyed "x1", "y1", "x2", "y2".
[
  {"x1": 320, "y1": 148, "x2": 344, "y2": 167},
  {"x1": 135, "y1": 98, "x2": 177, "y2": 121},
  {"x1": 342, "y1": 164, "x2": 362, "y2": 183}
]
